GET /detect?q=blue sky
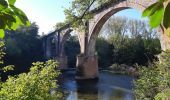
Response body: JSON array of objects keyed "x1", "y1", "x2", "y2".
[{"x1": 15, "y1": 0, "x2": 144, "y2": 35}]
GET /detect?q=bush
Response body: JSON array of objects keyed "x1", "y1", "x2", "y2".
[
  {"x1": 0, "y1": 60, "x2": 62, "y2": 100},
  {"x1": 110, "y1": 64, "x2": 127, "y2": 71},
  {"x1": 155, "y1": 89, "x2": 170, "y2": 99},
  {"x1": 0, "y1": 39, "x2": 62, "y2": 99},
  {"x1": 134, "y1": 65, "x2": 160, "y2": 99},
  {"x1": 134, "y1": 50, "x2": 170, "y2": 99}
]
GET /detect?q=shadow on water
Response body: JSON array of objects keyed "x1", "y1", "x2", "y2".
[{"x1": 58, "y1": 70, "x2": 135, "y2": 100}]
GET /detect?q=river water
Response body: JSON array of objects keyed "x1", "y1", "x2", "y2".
[{"x1": 59, "y1": 70, "x2": 135, "y2": 100}]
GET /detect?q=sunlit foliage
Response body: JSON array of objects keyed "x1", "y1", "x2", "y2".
[
  {"x1": 0, "y1": 42, "x2": 62, "y2": 99},
  {"x1": 143, "y1": 0, "x2": 170, "y2": 36},
  {"x1": 0, "y1": 0, "x2": 30, "y2": 38},
  {"x1": 134, "y1": 50, "x2": 170, "y2": 99}
]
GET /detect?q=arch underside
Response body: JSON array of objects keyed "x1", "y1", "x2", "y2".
[{"x1": 87, "y1": 0, "x2": 158, "y2": 56}]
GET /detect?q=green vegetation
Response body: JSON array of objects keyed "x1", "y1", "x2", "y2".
[
  {"x1": 143, "y1": 0, "x2": 170, "y2": 36},
  {"x1": 0, "y1": 60, "x2": 62, "y2": 100},
  {"x1": 97, "y1": 17, "x2": 161, "y2": 67},
  {"x1": 0, "y1": 41, "x2": 63, "y2": 100},
  {"x1": 0, "y1": 22, "x2": 44, "y2": 81},
  {"x1": 3, "y1": 23, "x2": 43, "y2": 74},
  {"x1": 64, "y1": 36, "x2": 80, "y2": 68},
  {"x1": 0, "y1": 0, "x2": 169, "y2": 99},
  {"x1": 96, "y1": 37, "x2": 113, "y2": 68},
  {"x1": 143, "y1": 0, "x2": 170, "y2": 28},
  {"x1": 56, "y1": 0, "x2": 123, "y2": 29},
  {"x1": 0, "y1": 0, "x2": 30, "y2": 38},
  {"x1": 0, "y1": 1, "x2": 62, "y2": 98},
  {"x1": 134, "y1": 51, "x2": 170, "y2": 99},
  {"x1": 133, "y1": 0, "x2": 170, "y2": 99}
]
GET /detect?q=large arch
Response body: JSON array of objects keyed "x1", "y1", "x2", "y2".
[
  {"x1": 75, "y1": 0, "x2": 170, "y2": 79},
  {"x1": 87, "y1": 0, "x2": 167, "y2": 56}
]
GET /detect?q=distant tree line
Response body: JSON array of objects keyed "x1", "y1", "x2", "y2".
[{"x1": 97, "y1": 17, "x2": 161, "y2": 67}]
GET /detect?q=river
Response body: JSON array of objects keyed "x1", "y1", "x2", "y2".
[{"x1": 59, "y1": 70, "x2": 135, "y2": 100}]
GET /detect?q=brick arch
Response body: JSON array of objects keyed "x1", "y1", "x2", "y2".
[{"x1": 87, "y1": 0, "x2": 158, "y2": 56}]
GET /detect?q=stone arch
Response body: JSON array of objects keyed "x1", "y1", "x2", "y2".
[
  {"x1": 45, "y1": 29, "x2": 73, "y2": 58},
  {"x1": 59, "y1": 29, "x2": 72, "y2": 57},
  {"x1": 87, "y1": 0, "x2": 160, "y2": 56},
  {"x1": 44, "y1": 35, "x2": 57, "y2": 59}
]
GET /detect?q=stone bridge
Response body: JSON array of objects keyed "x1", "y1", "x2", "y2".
[
  {"x1": 43, "y1": 0, "x2": 170, "y2": 79},
  {"x1": 43, "y1": 27, "x2": 72, "y2": 69}
]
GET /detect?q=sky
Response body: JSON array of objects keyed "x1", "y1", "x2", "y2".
[{"x1": 15, "y1": 0, "x2": 144, "y2": 35}]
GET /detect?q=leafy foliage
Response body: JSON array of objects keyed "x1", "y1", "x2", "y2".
[
  {"x1": 64, "y1": 36, "x2": 80, "y2": 68},
  {"x1": 142, "y1": 1, "x2": 164, "y2": 28},
  {"x1": 96, "y1": 37, "x2": 113, "y2": 68},
  {"x1": 0, "y1": 23, "x2": 44, "y2": 80},
  {"x1": 2, "y1": 65, "x2": 14, "y2": 72},
  {"x1": 108, "y1": 34, "x2": 161, "y2": 65},
  {"x1": 134, "y1": 50, "x2": 170, "y2": 99},
  {"x1": 155, "y1": 89, "x2": 170, "y2": 99},
  {"x1": 58, "y1": 0, "x2": 115, "y2": 28},
  {"x1": 55, "y1": 22, "x2": 68, "y2": 30},
  {"x1": 0, "y1": 42, "x2": 63, "y2": 100},
  {"x1": 143, "y1": 0, "x2": 170, "y2": 36},
  {"x1": 102, "y1": 17, "x2": 161, "y2": 66},
  {"x1": 134, "y1": 65, "x2": 160, "y2": 99},
  {"x1": 163, "y1": 2, "x2": 170, "y2": 29},
  {"x1": 0, "y1": 0, "x2": 30, "y2": 38},
  {"x1": 0, "y1": 60, "x2": 62, "y2": 100},
  {"x1": 0, "y1": 42, "x2": 5, "y2": 64}
]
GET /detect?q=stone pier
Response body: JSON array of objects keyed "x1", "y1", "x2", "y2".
[
  {"x1": 76, "y1": 54, "x2": 98, "y2": 79},
  {"x1": 56, "y1": 56, "x2": 68, "y2": 70}
]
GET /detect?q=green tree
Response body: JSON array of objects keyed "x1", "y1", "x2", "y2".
[
  {"x1": 64, "y1": 35, "x2": 80, "y2": 68},
  {"x1": 57, "y1": 0, "x2": 115, "y2": 29},
  {"x1": 143, "y1": 0, "x2": 170, "y2": 36},
  {"x1": 3, "y1": 22, "x2": 44, "y2": 75},
  {"x1": 102, "y1": 17, "x2": 161, "y2": 65},
  {"x1": 134, "y1": 51, "x2": 170, "y2": 99},
  {"x1": 0, "y1": 0, "x2": 30, "y2": 38},
  {"x1": 96, "y1": 37, "x2": 113, "y2": 68}
]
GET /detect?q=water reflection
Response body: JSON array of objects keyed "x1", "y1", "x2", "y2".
[{"x1": 59, "y1": 71, "x2": 135, "y2": 100}]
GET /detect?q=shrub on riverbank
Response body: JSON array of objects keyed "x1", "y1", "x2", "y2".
[
  {"x1": 109, "y1": 64, "x2": 138, "y2": 76},
  {"x1": 0, "y1": 60, "x2": 63, "y2": 100},
  {"x1": 134, "y1": 50, "x2": 170, "y2": 99},
  {"x1": 0, "y1": 42, "x2": 63, "y2": 100}
]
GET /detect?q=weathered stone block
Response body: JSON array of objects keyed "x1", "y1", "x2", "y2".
[
  {"x1": 76, "y1": 55, "x2": 99, "y2": 79},
  {"x1": 56, "y1": 56, "x2": 68, "y2": 70}
]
